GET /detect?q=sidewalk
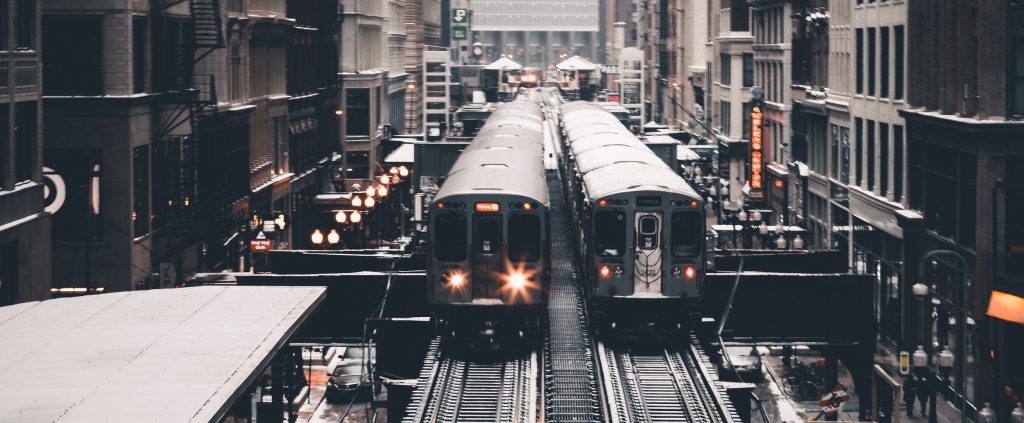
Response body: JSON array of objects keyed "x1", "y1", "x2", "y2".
[{"x1": 755, "y1": 344, "x2": 966, "y2": 423}]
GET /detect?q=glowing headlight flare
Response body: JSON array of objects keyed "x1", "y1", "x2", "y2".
[
  {"x1": 599, "y1": 265, "x2": 612, "y2": 278},
  {"x1": 447, "y1": 271, "x2": 466, "y2": 287},
  {"x1": 508, "y1": 272, "x2": 528, "y2": 289}
]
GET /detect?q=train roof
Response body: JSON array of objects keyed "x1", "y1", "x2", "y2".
[
  {"x1": 560, "y1": 101, "x2": 699, "y2": 202},
  {"x1": 448, "y1": 147, "x2": 544, "y2": 177},
  {"x1": 435, "y1": 101, "x2": 549, "y2": 205},
  {"x1": 435, "y1": 167, "x2": 550, "y2": 205},
  {"x1": 573, "y1": 145, "x2": 671, "y2": 174},
  {"x1": 581, "y1": 162, "x2": 699, "y2": 200}
]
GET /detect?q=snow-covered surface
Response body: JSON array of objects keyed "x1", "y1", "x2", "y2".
[{"x1": 0, "y1": 286, "x2": 326, "y2": 423}]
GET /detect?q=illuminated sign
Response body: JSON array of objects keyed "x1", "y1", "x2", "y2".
[{"x1": 749, "y1": 104, "x2": 765, "y2": 202}]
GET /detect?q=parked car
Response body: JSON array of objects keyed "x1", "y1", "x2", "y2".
[
  {"x1": 718, "y1": 346, "x2": 764, "y2": 381},
  {"x1": 325, "y1": 362, "x2": 365, "y2": 403}
]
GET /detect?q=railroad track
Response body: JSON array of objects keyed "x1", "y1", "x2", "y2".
[
  {"x1": 543, "y1": 116, "x2": 605, "y2": 421},
  {"x1": 599, "y1": 337, "x2": 739, "y2": 423},
  {"x1": 402, "y1": 339, "x2": 538, "y2": 423}
]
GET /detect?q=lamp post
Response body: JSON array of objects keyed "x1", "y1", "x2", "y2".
[{"x1": 914, "y1": 249, "x2": 970, "y2": 423}]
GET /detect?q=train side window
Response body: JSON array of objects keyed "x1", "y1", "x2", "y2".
[
  {"x1": 594, "y1": 210, "x2": 626, "y2": 257},
  {"x1": 434, "y1": 214, "x2": 467, "y2": 262},
  {"x1": 475, "y1": 218, "x2": 501, "y2": 254},
  {"x1": 671, "y1": 211, "x2": 702, "y2": 256},
  {"x1": 508, "y1": 214, "x2": 541, "y2": 262}
]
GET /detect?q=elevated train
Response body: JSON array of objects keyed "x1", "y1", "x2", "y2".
[
  {"x1": 427, "y1": 100, "x2": 550, "y2": 339},
  {"x1": 560, "y1": 101, "x2": 706, "y2": 334}
]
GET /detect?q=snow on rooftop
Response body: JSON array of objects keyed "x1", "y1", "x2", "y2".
[{"x1": 0, "y1": 285, "x2": 326, "y2": 423}]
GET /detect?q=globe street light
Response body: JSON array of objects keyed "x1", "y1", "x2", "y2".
[
  {"x1": 915, "y1": 250, "x2": 970, "y2": 423},
  {"x1": 310, "y1": 229, "x2": 324, "y2": 246}
]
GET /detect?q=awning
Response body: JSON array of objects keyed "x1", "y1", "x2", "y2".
[
  {"x1": 384, "y1": 143, "x2": 414, "y2": 164},
  {"x1": 556, "y1": 55, "x2": 597, "y2": 71},
  {"x1": 484, "y1": 57, "x2": 522, "y2": 71}
]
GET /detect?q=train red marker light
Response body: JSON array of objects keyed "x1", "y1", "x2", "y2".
[
  {"x1": 689, "y1": 200, "x2": 698, "y2": 207},
  {"x1": 599, "y1": 265, "x2": 612, "y2": 278},
  {"x1": 684, "y1": 265, "x2": 697, "y2": 280},
  {"x1": 598, "y1": 199, "x2": 608, "y2": 207},
  {"x1": 437, "y1": 202, "x2": 445, "y2": 209},
  {"x1": 475, "y1": 202, "x2": 500, "y2": 213}
]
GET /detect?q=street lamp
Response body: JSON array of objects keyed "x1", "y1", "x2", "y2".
[
  {"x1": 310, "y1": 229, "x2": 324, "y2": 246},
  {"x1": 915, "y1": 250, "x2": 970, "y2": 423},
  {"x1": 327, "y1": 229, "x2": 340, "y2": 246}
]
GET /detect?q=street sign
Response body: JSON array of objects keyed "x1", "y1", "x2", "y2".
[
  {"x1": 899, "y1": 351, "x2": 910, "y2": 374},
  {"x1": 452, "y1": 26, "x2": 467, "y2": 41},
  {"x1": 819, "y1": 385, "x2": 851, "y2": 415},
  {"x1": 251, "y1": 231, "x2": 272, "y2": 252},
  {"x1": 451, "y1": 8, "x2": 468, "y2": 24}
]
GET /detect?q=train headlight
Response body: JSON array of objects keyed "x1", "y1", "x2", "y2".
[
  {"x1": 672, "y1": 266, "x2": 683, "y2": 278},
  {"x1": 507, "y1": 272, "x2": 528, "y2": 289},
  {"x1": 684, "y1": 265, "x2": 697, "y2": 280},
  {"x1": 445, "y1": 270, "x2": 466, "y2": 287},
  {"x1": 599, "y1": 265, "x2": 612, "y2": 278}
]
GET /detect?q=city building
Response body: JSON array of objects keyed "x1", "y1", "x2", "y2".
[
  {"x1": 42, "y1": 1, "x2": 214, "y2": 292},
  {"x1": 467, "y1": 0, "x2": 602, "y2": 68},
  {"x1": 899, "y1": 0, "x2": 1024, "y2": 417},
  {"x1": 384, "y1": 0, "x2": 408, "y2": 135},
  {"x1": 340, "y1": 0, "x2": 386, "y2": 188},
  {"x1": 708, "y1": 0, "x2": 754, "y2": 209},
  {"x1": 0, "y1": 0, "x2": 50, "y2": 305},
  {"x1": 404, "y1": 0, "x2": 442, "y2": 135}
]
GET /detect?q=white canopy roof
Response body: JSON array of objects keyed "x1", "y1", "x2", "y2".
[
  {"x1": 556, "y1": 55, "x2": 597, "y2": 71},
  {"x1": 0, "y1": 286, "x2": 326, "y2": 423},
  {"x1": 384, "y1": 143, "x2": 415, "y2": 163},
  {"x1": 484, "y1": 57, "x2": 522, "y2": 71}
]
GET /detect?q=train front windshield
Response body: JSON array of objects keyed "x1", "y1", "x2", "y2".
[
  {"x1": 594, "y1": 210, "x2": 626, "y2": 257},
  {"x1": 434, "y1": 214, "x2": 467, "y2": 262},
  {"x1": 670, "y1": 211, "x2": 702, "y2": 256},
  {"x1": 508, "y1": 214, "x2": 541, "y2": 262}
]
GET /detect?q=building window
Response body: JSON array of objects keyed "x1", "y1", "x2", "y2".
[
  {"x1": 867, "y1": 119, "x2": 875, "y2": 190},
  {"x1": 867, "y1": 28, "x2": 876, "y2": 96},
  {"x1": 855, "y1": 118, "x2": 863, "y2": 186},
  {"x1": 42, "y1": 15, "x2": 103, "y2": 95},
  {"x1": 346, "y1": 89, "x2": 370, "y2": 136},
  {"x1": 0, "y1": 0, "x2": 8, "y2": 51},
  {"x1": 1015, "y1": 39, "x2": 1024, "y2": 115},
  {"x1": 831, "y1": 124, "x2": 839, "y2": 179},
  {"x1": 133, "y1": 145, "x2": 150, "y2": 238},
  {"x1": 720, "y1": 53, "x2": 731, "y2": 85},
  {"x1": 133, "y1": 16, "x2": 147, "y2": 94},
  {"x1": 879, "y1": 122, "x2": 889, "y2": 197},
  {"x1": 14, "y1": 101, "x2": 35, "y2": 183},
  {"x1": 895, "y1": 26, "x2": 905, "y2": 100},
  {"x1": 841, "y1": 127, "x2": 850, "y2": 184},
  {"x1": 894, "y1": 125, "x2": 903, "y2": 201},
  {"x1": 856, "y1": 29, "x2": 864, "y2": 94},
  {"x1": 923, "y1": 145, "x2": 957, "y2": 240},
  {"x1": 742, "y1": 53, "x2": 754, "y2": 87},
  {"x1": 153, "y1": 18, "x2": 191, "y2": 92},
  {"x1": 720, "y1": 100, "x2": 730, "y2": 134},
  {"x1": 880, "y1": 27, "x2": 890, "y2": 98},
  {"x1": 959, "y1": 156, "x2": 976, "y2": 249},
  {"x1": 345, "y1": 151, "x2": 369, "y2": 179},
  {"x1": 15, "y1": 0, "x2": 33, "y2": 50},
  {"x1": 271, "y1": 116, "x2": 287, "y2": 175}
]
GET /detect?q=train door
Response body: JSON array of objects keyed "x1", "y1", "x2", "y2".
[
  {"x1": 633, "y1": 212, "x2": 663, "y2": 295},
  {"x1": 473, "y1": 215, "x2": 503, "y2": 299}
]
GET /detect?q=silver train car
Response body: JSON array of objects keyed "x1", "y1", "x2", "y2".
[
  {"x1": 427, "y1": 101, "x2": 550, "y2": 336},
  {"x1": 560, "y1": 101, "x2": 706, "y2": 331}
]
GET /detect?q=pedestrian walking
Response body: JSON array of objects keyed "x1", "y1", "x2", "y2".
[
  {"x1": 917, "y1": 375, "x2": 932, "y2": 417},
  {"x1": 903, "y1": 374, "x2": 919, "y2": 417}
]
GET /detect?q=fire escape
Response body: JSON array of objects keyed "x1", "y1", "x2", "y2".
[{"x1": 151, "y1": 0, "x2": 225, "y2": 238}]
